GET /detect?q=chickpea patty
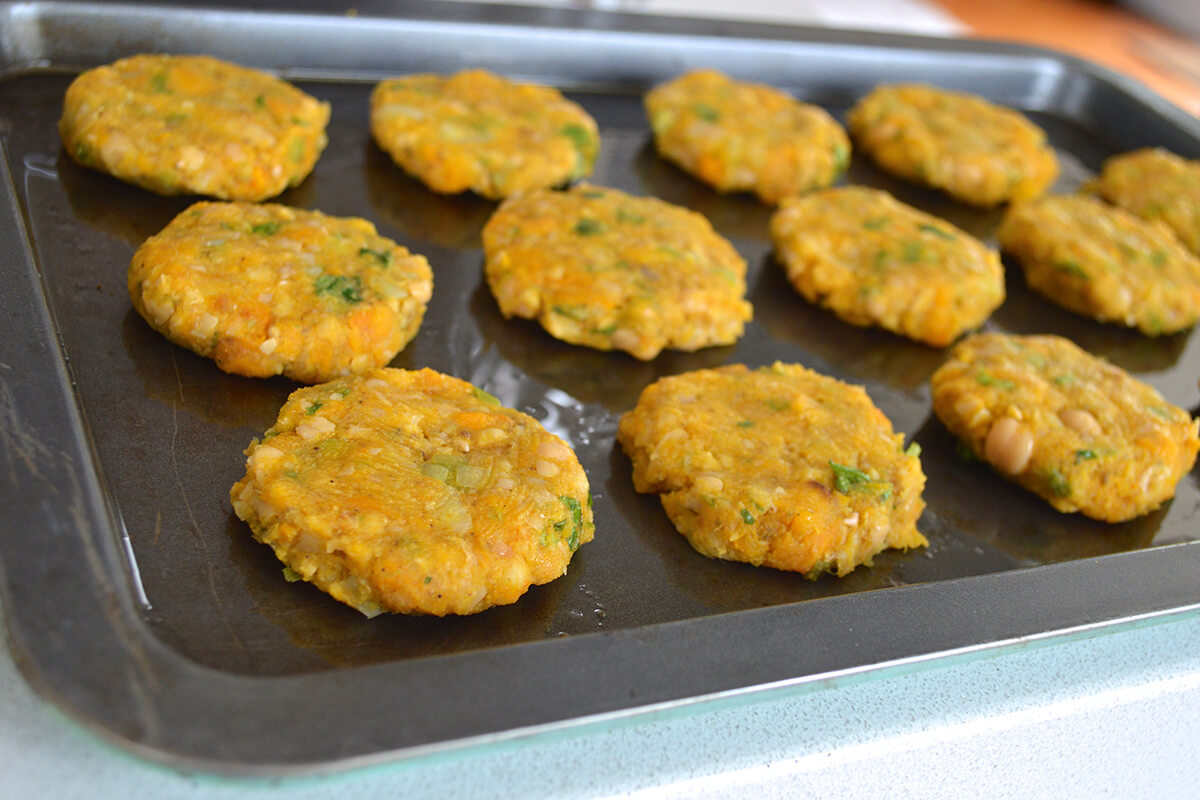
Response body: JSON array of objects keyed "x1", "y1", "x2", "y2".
[
  {"x1": 770, "y1": 186, "x2": 1004, "y2": 346},
  {"x1": 483, "y1": 184, "x2": 752, "y2": 360},
  {"x1": 847, "y1": 84, "x2": 1057, "y2": 207},
  {"x1": 998, "y1": 194, "x2": 1200, "y2": 335},
  {"x1": 618, "y1": 363, "x2": 927, "y2": 578},
  {"x1": 60, "y1": 54, "x2": 329, "y2": 200},
  {"x1": 931, "y1": 333, "x2": 1199, "y2": 522},
  {"x1": 129, "y1": 202, "x2": 433, "y2": 383},
  {"x1": 1089, "y1": 148, "x2": 1200, "y2": 256},
  {"x1": 370, "y1": 69, "x2": 599, "y2": 199},
  {"x1": 231, "y1": 368, "x2": 595, "y2": 617},
  {"x1": 644, "y1": 69, "x2": 850, "y2": 204}
]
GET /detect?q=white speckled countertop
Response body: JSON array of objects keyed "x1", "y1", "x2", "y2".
[{"x1": 5, "y1": 602, "x2": 1200, "y2": 797}]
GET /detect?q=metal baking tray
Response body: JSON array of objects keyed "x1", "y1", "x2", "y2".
[{"x1": 2, "y1": 0, "x2": 1200, "y2": 774}]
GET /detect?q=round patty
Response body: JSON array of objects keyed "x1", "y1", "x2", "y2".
[
  {"x1": 770, "y1": 186, "x2": 1004, "y2": 346},
  {"x1": 129, "y1": 202, "x2": 433, "y2": 383},
  {"x1": 931, "y1": 332, "x2": 1199, "y2": 521},
  {"x1": 617, "y1": 363, "x2": 927, "y2": 578},
  {"x1": 997, "y1": 194, "x2": 1200, "y2": 335},
  {"x1": 644, "y1": 69, "x2": 850, "y2": 204},
  {"x1": 1089, "y1": 148, "x2": 1200, "y2": 256},
  {"x1": 370, "y1": 69, "x2": 599, "y2": 199},
  {"x1": 483, "y1": 184, "x2": 752, "y2": 360},
  {"x1": 59, "y1": 54, "x2": 329, "y2": 200},
  {"x1": 230, "y1": 368, "x2": 595, "y2": 617},
  {"x1": 847, "y1": 83, "x2": 1057, "y2": 207}
]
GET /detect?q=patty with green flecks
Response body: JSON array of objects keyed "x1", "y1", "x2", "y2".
[
  {"x1": 770, "y1": 186, "x2": 1004, "y2": 346},
  {"x1": 617, "y1": 363, "x2": 927, "y2": 577},
  {"x1": 931, "y1": 332, "x2": 1199, "y2": 522},
  {"x1": 847, "y1": 84, "x2": 1057, "y2": 207},
  {"x1": 483, "y1": 184, "x2": 752, "y2": 360},
  {"x1": 998, "y1": 194, "x2": 1200, "y2": 335},
  {"x1": 1088, "y1": 148, "x2": 1200, "y2": 255},
  {"x1": 231, "y1": 368, "x2": 594, "y2": 617},
  {"x1": 59, "y1": 54, "x2": 329, "y2": 201},
  {"x1": 369, "y1": 69, "x2": 599, "y2": 199},
  {"x1": 643, "y1": 69, "x2": 850, "y2": 204},
  {"x1": 129, "y1": 202, "x2": 433, "y2": 383}
]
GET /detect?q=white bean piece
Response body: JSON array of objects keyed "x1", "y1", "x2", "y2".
[
  {"x1": 985, "y1": 417, "x2": 1034, "y2": 474},
  {"x1": 537, "y1": 438, "x2": 572, "y2": 463},
  {"x1": 1059, "y1": 408, "x2": 1101, "y2": 438}
]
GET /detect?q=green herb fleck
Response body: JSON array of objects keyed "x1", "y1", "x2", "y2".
[
  {"x1": 1054, "y1": 260, "x2": 1090, "y2": 280},
  {"x1": 314, "y1": 274, "x2": 364, "y2": 303},
  {"x1": 1053, "y1": 373, "x2": 1075, "y2": 386},
  {"x1": 1148, "y1": 405, "x2": 1172, "y2": 419},
  {"x1": 1075, "y1": 449, "x2": 1098, "y2": 463},
  {"x1": 766, "y1": 397, "x2": 790, "y2": 412},
  {"x1": 580, "y1": 189, "x2": 606, "y2": 199},
  {"x1": 359, "y1": 246, "x2": 391, "y2": 267},
  {"x1": 976, "y1": 371, "x2": 1016, "y2": 390},
  {"x1": 574, "y1": 217, "x2": 603, "y2": 236},
  {"x1": 1150, "y1": 250, "x2": 1168, "y2": 267},
  {"x1": 560, "y1": 496, "x2": 584, "y2": 551},
  {"x1": 863, "y1": 216, "x2": 890, "y2": 230},
  {"x1": 561, "y1": 123, "x2": 595, "y2": 152},
  {"x1": 164, "y1": 112, "x2": 188, "y2": 125},
  {"x1": 592, "y1": 324, "x2": 618, "y2": 335},
  {"x1": 73, "y1": 141, "x2": 92, "y2": 165},
  {"x1": 255, "y1": 94, "x2": 267, "y2": 109},
  {"x1": 305, "y1": 400, "x2": 324, "y2": 415},
  {"x1": 616, "y1": 207, "x2": 645, "y2": 224},
  {"x1": 830, "y1": 461, "x2": 872, "y2": 493},
  {"x1": 1045, "y1": 467, "x2": 1071, "y2": 497},
  {"x1": 251, "y1": 221, "x2": 280, "y2": 235},
  {"x1": 740, "y1": 509, "x2": 756, "y2": 525},
  {"x1": 471, "y1": 386, "x2": 500, "y2": 406},
  {"x1": 905, "y1": 442, "x2": 922, "y2": 458},
  {"x1": 918, "y1": 223, "x2": 956, "y2": 241},
  {"x1": 955, "y1": 440, "x2": 977, "y2": 462},
  {"x1": 692, "y1": 102, "x2": 720, "y2": 122},
  {"x1": 551, "y1": 304, "x2": 587, "y2": 320},
  {"x1": 737, "y1": 420, "x2": 755, "y2": 428},
  {"x1": 424, "y1": 575, "x2": 432, "y2": 584},
  {"x1": 150, "y1": 71, "x2": 170, "y2": 93},
  {"x1": 832, "y1": 143, "x2": 850, "y2": 173},
  {"x1": 901, "y1": 240, "x2": 923, "y2": 262},
  {"x1": 873, "y1": 250, "x2": 890, "y2": 268},
  {"x1": 288, "y1": 136, "x2": 306, "y2": 162},
  {"x1": 282, "y1": 567, "x2": 302, "y2": 583}
]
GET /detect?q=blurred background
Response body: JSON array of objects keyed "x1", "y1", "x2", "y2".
[{"x1": 438, "y1": 0, "x2": 1200, "y2": 115}]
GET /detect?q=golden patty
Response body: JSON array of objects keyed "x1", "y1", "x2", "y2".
[
  {"x1": 644, "y1": 69, "x2": 850, "y2": 204},
  {"x1": 59, "y1": 54, "x2": 329, "y2": 200},
  {"x1": 770, "y1": 186, "x2": 1004, "y2": 346},
  {"x1": 129, "y1": 202, "x2": 433, "y2": 383},
  {"x1": 231, "y1": 368, "x2": 595, "y2": 617},
  {"x1": 997, "y1": 194, "x2": 1200, "y2": 335},
  {"x1": 1089, "y1": 148, "x2": 1200, "y2": 255},
  {"x1": 369, "y1": 69, "x2": 599, "y2": 199},
  {"x1": 931, "y1": 333, "x2": 1199, "y2": 522},
  {"x1": 618, "y1": 363, "x2": 927, "y2": 578},
  {"x1": 847, "y1": 84, "x2": 1057, "y2": 207},
  {"x1": 483, "y1": 184, "x2": 752, "y2": 360}
]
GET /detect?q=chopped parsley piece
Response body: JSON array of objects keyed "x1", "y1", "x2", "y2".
[
  {"x1": 251, "y1": 221, "x2": 280, "y2": 235},
  {"x1": 574, "y1": 218, "x2": 603, "y2": 236},
  {"x1": 561, "y1": 123, "x2": 595, "y2": 152},
  {"x1": 976, "y1": 371, "x2": 1016, "y2": 390},
  {"x1": 830, "y1": 461, "x2": 871, "y2": 492},
  {"x1": 150, "y1": 71, "x2": 170, "y2": 93},
  {"x1": 901, "y1": 241, "x2": 923, "y2": 262},
  {"x1": 863, "y1": 216, "x2": 890, "y2": 230},
  {"x1": 1045, "y1": 467, "x2": 1071, "y2": 497},
  {"x1": 282, "y1": 567, "x2": 302, "y2": 583},
  {"x1": 1148, "y1": 406, "x2": 1172, "y2": 419},
  {"x1": 873, "y1": 250, "x2": 890, "y2": 268},
  {"x1": 305, "y1": 400, "x2": 324, "y2": 415},
  {"x1": 1150, "y1": 250, "x2": 1168, "y2": 267},
  {"x1": 424, "y1": 575, "x2": 433, "y2": 584},
  {"x1": 471, "y1": 386, "x2": 500, "y2": 406},
  {"x1": 832, "y1": 143, "x2": 850, "y2": 173},
  {"x1": 905, "y1": 442, "x2": 922, "y2": 458},
  {"x1": 692, "y1": 102, "x2": 721, "y2": 122},
  {"x1": 616, "y1": 207, "x2": 645, "y2": 224},
  {"x1": 766, "y1": 397, "x2": 790, "y2": 411},
  {"x1": 592, "y1": 324, "x2": 618, "y2": 335},
  {"x1": 955, "y1": 440, "x2": 977, "y2": 462},
  {"x1": 551, "y1": 304, "x2": 587, "y2": 320},
  {"x1": 359, "y1": 246, "x2": 392, "y2": 266},
  {"x1": 1053, "y1": 260, "x2": 1090, "y2": 280},
  {"x1": 740, "y1": 509, "x2": 756, "y2": 524},
  {"x1": 560, "y1": 495, "x2": 584, "y2": 551},
  {"x1": 736, "y1": 420, "x2": 755, "y2": 428},
  {"x1": 1053, "y1": 373, "x2": 1075, "y2": 386},
  {"x1": 1075, "y1": 449, "x2": 1098, "y2": 462},
  {"x1": 314, "y1": 274, "x2": 364, "y2": 303},
  {"x1": 580, "y1": 189, "x2": 606, "y2": 199},
  {"x1": 255, "y1": 94, "x2": 267, "y2": 109},
  {"x1": 288, "y1": 137, "x2": 306, "y2": 162},
  {"x1": 918, "y1": 223, "x2": 955, "y2": 240}
]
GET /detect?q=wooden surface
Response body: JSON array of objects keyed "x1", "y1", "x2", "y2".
[{"x1": 937, "y1": 0, "x2": 1200, "y2": 115}]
